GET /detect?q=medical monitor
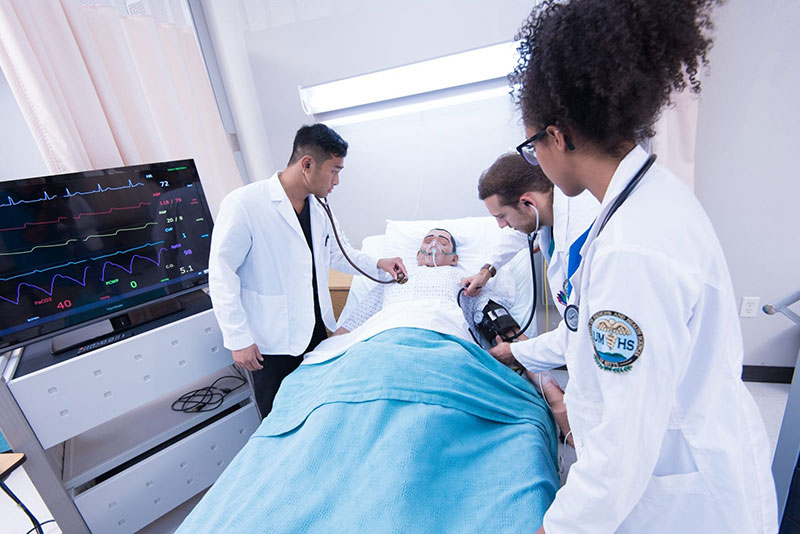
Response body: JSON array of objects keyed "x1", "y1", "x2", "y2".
[{"x1": 0, "y1": 159, "x2": 214, "y2": 353}]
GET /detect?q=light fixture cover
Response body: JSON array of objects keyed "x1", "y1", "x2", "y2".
[{"x1": 298, "y1": 42, "x2": 518, "y2": 115}]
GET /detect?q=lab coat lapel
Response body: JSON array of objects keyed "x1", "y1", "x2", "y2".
[
  {"x1": 570, "y1": 145, "x2": 651, "y2": 304},
  {"x1": 267, "y1": 173, "x2": 305, "y2": 241}
]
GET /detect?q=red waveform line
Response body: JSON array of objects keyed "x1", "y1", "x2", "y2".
[{"x1": 0, "y1": 203, "x2": 152, "y2": 233}]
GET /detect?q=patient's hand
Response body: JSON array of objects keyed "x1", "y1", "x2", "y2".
[
  {"x1": 461, "y1": 270, "x2": 492, "y2": 297},
  {"x1": 332, "y1": 326, "x2": 349, "y2": 336},
  {"x1": 232, "y1": 343, "x2": 263, "y2": 371},
  {"x1": 525, "y1": 370, "x2": 573, "y2": 448}
]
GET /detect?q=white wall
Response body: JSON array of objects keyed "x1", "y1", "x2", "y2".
[
  {"x1": 201, "y1": 0, "x2": 534, "y2": 243},
  {"x1": 694, "y1": 0, "x2": 800, "y2": 366},
  {"x1": 0, "y1": 72, "x2": 47, "y2": 181}
]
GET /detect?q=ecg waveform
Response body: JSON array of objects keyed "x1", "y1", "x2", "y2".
[
  {"x1": 0, "y1": 223, "x2": 159, "y2": 257},
  {"x1": 0, "y1": 179, "x2": 144, "y2": 208},
  {"x1": 0, "y1": 202, "x2": 151, "y2": 233}
]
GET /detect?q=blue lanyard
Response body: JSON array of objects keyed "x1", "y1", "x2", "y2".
[{"x1": 564, "y1": 225, "x2": 592, "y2": 299}]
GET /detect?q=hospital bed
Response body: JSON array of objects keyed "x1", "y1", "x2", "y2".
[{"x1": 176, "y1": 217, "x2": 558, "y2": 533}]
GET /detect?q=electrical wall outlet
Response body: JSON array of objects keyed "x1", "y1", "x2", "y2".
[{"x1": 740, "y1": 296, "x2": 760, "y2": 318}]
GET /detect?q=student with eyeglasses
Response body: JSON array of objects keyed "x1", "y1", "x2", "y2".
[{"x1": 499, "y1": 1, "x2": 778, "y2": 533}]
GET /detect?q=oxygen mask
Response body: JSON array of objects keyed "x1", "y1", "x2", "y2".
[{"x1": 418, "y1": 240, "x2": 451, "y2": 267}]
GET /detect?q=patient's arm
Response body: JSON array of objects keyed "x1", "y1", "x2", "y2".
[
  {"x1": 525, "y1": 370, "x2": 573, "y2": 448},
  {"x1": 338, "y1": 285, "x2": 385, "y2": 332}
]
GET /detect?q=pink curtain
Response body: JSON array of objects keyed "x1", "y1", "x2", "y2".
[
  {"x1": 651, "y1": 89, "x2": 699, "y2": 190},
  {"x1": 0, "y1": 0, "x2": 242, "y2": 216}
]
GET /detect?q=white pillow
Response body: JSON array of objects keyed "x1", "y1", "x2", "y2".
[{"x1": 383, "y1": 216, "x2": 506, "y2": 274}]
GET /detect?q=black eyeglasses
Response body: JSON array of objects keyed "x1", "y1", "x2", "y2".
[
  {"x1": 515, "y1": 128, "x2": 548, "y2": 166},
  {"x1": 515, "y1": 128, "x2": 576, "y2": 166}
]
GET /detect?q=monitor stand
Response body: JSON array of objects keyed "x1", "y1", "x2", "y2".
[{"x1": 50, "y1": 298, "x2": 185, "y2": 356}]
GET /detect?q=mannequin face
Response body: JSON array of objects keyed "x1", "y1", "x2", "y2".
[{"x1": 416, "y1": 229, "x2": 458, "y2": 267}]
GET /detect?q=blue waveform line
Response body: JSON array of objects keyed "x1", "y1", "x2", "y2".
[
  {"x1": 64, "y1": 179, "x2": 144, "y2": 198},
  {"x1": 0, "y1": 191, "x2": 58, "y2": 208},
  {"x1": 1, "y1": 247, "x2": 170, "y2": 306},
  {"x1": 0, "y1": 260, "x2": 88, "y2": 282},
  {"x1": 90, "y1": 241, "x2": 166, "y2": 261},
  {"x1": 0, "y1": 242, "x2": 166, "y2": 283},
  {"x1": 0, "y1": 267, "x2": 91, "y2": 305},
  {"x1": 101, "y1": 248, "x2": 168, "y2": 282}
]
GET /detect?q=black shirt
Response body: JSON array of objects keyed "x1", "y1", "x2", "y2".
[{"x1": 295, "y1": 198, "x2": 328, "y2": 352}]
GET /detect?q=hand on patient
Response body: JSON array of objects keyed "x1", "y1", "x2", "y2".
[
  {"x1": 232, "y1": 343, "x2": 263, "y2": 371},
  {"x1": 377, "y1": 257, "x2": 408, "y2": 281},
  {"x1": 461, "y1": 269, "x2": 492, "y2": 297}
]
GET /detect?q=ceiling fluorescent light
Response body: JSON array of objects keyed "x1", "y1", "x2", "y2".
[
  {"x1": 323, "y1": 86, "x2": 510, "y2": 127},
  {"x1": 299, "y1": 42, "x2": 518, "y2": 115}
]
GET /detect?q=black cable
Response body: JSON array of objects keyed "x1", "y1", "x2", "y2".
[
  {"x1": 24, "y1": 519, "x2": 56, "y2": 534},
  {"x1": 315, "y1": 196, "x2": 406, "y2": 285},
  {"x1": 0, "y1": 479, "x2": 43, "y2": 534},
  {"x1": 504, "y1": 233, "x2": 538, "y2": 342},
  {"x1": 171, "y1": 373, "x2": 247, "y2": 413}
]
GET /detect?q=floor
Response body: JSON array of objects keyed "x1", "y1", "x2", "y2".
[{"x1": 0, "y1": 381, "x2": 792, "y2": 534}]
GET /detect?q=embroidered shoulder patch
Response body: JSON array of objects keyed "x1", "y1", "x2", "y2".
[{"x1": 589, "y1": 310, "x2": 644, "y2": 373}]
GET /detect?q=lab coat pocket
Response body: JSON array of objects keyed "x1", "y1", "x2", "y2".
[{"x1": 240, "y1": 289, "x2": 289, "y2": 350}]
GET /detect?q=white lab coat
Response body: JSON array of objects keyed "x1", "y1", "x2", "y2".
[
  {"x1": 541, "y1": 146, "x2": 777, "y2": 533},
  {"x1": 208, "y1": 172, "x2": 380, "y2": 356}
]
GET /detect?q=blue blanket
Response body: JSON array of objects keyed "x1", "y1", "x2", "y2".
[{"x1": 177, "y1": 328, "x2": 559, "y2": 533}]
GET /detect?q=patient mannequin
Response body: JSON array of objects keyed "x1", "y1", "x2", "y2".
[
  {"x1": 331, "y1": 229, "x2": 572, "y2": 446},
  {"x1": 332, "y1": 228, "x2": 463, "y2": 335}
]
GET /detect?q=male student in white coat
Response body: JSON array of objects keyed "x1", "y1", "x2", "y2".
[
  {"x1": 461, "y1": 152, "x2": 599, "y2": 445},
  {"x1": 209, "y1": 124, "x2": 406, "y2": 416}
]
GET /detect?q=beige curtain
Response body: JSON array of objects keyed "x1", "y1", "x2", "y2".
[
  {"x1": 651, "y1": 89, "x2": 699, "y2": 190},
  {"x1": 0, "y1": 0, "x2": 242, "y2": 216}
]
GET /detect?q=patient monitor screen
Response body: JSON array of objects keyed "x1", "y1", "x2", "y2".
[{"x1": 0, "y1": 159, "x2": 214, "y2": 350}]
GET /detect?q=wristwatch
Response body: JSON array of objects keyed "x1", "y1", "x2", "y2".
[{"x1": 481, "y1": 263, "x2": 497, "y2": 278}]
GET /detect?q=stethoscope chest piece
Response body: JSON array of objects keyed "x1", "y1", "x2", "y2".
[
  {"x1": 564, "y1": 304, "x2": 580, "y2": 332},
  {"x1": 396, "y1": 272, "x2": 408, "y2": 284}
]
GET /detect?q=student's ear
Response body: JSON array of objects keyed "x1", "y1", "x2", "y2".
[
  {"x1": 518, "y1": 192, "x2": 536, "y2": 210},
  {"x1": 301, "y1": 155, "x2": 313, "y2": 171}
]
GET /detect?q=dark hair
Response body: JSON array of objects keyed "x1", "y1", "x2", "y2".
[
  {"x1": 430, "y1": 228, "x2": 457, "y2": 254},
  {"x1": 510, "y1": 0, "x2": 720, "y2": 155},
  {"x1": 287, "y1": 123, "x2": 348, "y2": 166},
  {"x1": 478, "y1": 152, "x2": 553, "y2": 206}
]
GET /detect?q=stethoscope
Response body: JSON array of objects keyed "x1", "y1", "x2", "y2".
[
  {"x1": 563, "y1": 154, "x2": 656, "y2": 332},
  {"x1": 315, "y1": 196, "x2": 407, "y2": 285}
]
